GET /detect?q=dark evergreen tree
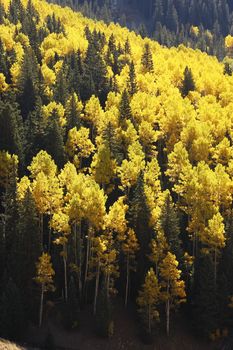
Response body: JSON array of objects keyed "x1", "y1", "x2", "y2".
[
  {"x1": 65, "y1": 93, "x2": 81, "y2": 134},
  {"x1": 141, "y1": 43, "x2": 154, "y2": 73},
  {"x1": 0, "y1": 96, "x2": 25, "y2": 169},
  {"x1": 119, "y1": 89, "x2": 132, "y2": 121},
  {"x1": 18, "y1": 47, "x2": 39, "y2": 120},
  {"x1": 0, "y1": 40, "x2": 8, "y2": 78},
  {"x1": 102, "y1": 122, "x2": 124, "y2": 165},
  {"x1": 224, "y1": 62, "x2": 232, "y2": 76},
  {"x1": 16, "y1": 189, "x2": 42, "y2": 309},
  {"x1": 127, "y1": 61, "x2": 137, "y2": 95},
  {"x1": 81, "y1": 35, "x2": 109, "y2": 103},
  {"x1": 63, "y1": 276, "x2": 79, "y2": 329},
  {"x1": 95, "y1": 287, "x2": 113, "y2": 338},
  {"x1": 181, "y1": 66, "x2": 196, "y2": 97},
  {"x1": 192, "y1": 254, "x2": 219, "y2": 337},
  {"x1": 0, "y1": 279, "x2": 25, "y2": 341},
  {"x1": 54, "y1": 66, "x2": 69, "y2": 105},
  {"x1": 44, "y1": 109, "x2": 66, "y2": 168},
  {"x1": 127, "y1": 172, "x2": 153, "y2": 287},
  {"x1": 160, "y1": 192, "x2": 183, "y2": 260},
  {"x1": 0, "y1": 1, "x2": 5, "y2": 24}
]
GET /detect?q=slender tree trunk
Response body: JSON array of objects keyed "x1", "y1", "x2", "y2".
[
  {"x1": 125, "y1": 253, "x2": 130, "y2": 307},
  {"x1": 39, "y1": 286, "x2": 44, "y2": 327},
  {"x1": 166, "y1": 299, "x2": 170, "y2": 336},
  {"x1": 214, "y1": 248, "x2": 217, "y2": 287},
  {"x1": 78, "y1": 223, "x2": 82, "y2": 297},
  {"x1": 63, "y1": 250, "x2": 68, "y2": 302},
  {"x1": 148, "y1": 304, "x2": 151, "y2": 334},
  {"x1": 84, "y1": 228, "x2": 91, "y2": 289},
  {"x1": 106, "y1": 271, "x2": 110, "y2": 298},
  {"x1": 94, "y1": 260, "x2": 100, "y2": 315},
  {"x1": 74, "y1": 222, "x2": 77, "y2": 266},
  {"x1": 40, "y1": 214, "x2": 44, "y2": 249},
  {"x1": 48, "y1": 214, "x2": 52, "y2": 252}
]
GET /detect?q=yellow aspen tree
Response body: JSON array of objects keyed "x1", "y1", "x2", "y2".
[
  {"x1": 31, "y1": 172, "x2": 63, "y2": 248},
  {"x1": 137, "y1": 268, "x2": 160, "y2": 334},
  {"x1": 91, "y1": 141, "x2": 117, "y2": 189},
  {"x1": 105, "y1": 196, "x2": 128, "y2": 241},
  {"x1": 159, "y1": 252, "x2": 186, "y2": 336},
  {"x1": 201, "y1": 212, "x2": 225, "y2": 285},
  {"x1": 83, "y1": 95, "x2": 105, "y2": 140},
  {"x1": 149, "y1": 229, "x2": 168, "y2": 276},
  {"x1": 28, "y1": 150, "x2": 57, "y2": 179},
  {"x1": 51, "y1": 210, "x2": 71, "y2": 301},
  {"x1": 65, "y1": 126, "x2": 95, "y2": 169},
  {"x1": 122, "y1": 228, "x2": 139, "y2": 306},
  {"x1": 34, "y1": 253, "x2": 55, "y2": 327},
  {"x1": 118, "y1": 140, "x2": 145, "y2": 191},
  {"x1": 91, "y1": 235, "x2": 107, "y2": 314}
]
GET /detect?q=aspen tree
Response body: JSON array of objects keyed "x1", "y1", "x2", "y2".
[
  {"x1": 137, "y1": 268, "x2": 160, "y2": 334},
  {"x1": 159, "y1": 252, "x2": 186, "y2": 336},
  {"x1": 35, "y1": 253, "x2": 55, "y2": 327}
]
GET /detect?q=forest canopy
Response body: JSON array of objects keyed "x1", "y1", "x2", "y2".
[{"x1": 0, "y1": 0, "x2": 233, "y2": 345}]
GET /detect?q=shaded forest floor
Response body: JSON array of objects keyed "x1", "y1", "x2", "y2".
[{"x1": 22, "y1": 298, "x2": 219, "y2": 350}]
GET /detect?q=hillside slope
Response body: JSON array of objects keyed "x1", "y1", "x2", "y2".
[{"x1": 0, "y1": 0, "x2": 233, "y2": 345}]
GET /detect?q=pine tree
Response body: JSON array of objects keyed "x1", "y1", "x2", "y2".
[
  {"x1": 44, "y1": 110, "x2": 66, "y2": 169},
  {"x1": 0, "y1": 96, "x2": 25, "y2": 170},
  {"x1": 141, "y1": 43, "x2": 154, "y2": 73},
  {"x1": 54, "y1": 66, "x2": 69, "y2": 105},
  {"x1": 181, "y1": 66, "x2": 196, "y2": 97},
  {"x1": 127, "y1": 61, "x2": 138, "y2": 95},
  {"x1": 63, "y1": 276, "x2": 79, "y2": 329},
  {"x1": 17, "y1": 188, "x2": 42, "y2": 308},
  {"x1": 127, "y1": 172, "x2": 153, "y2": 286},
  {"x1": 18, "y1": 47, "x2": 39, "y2": 120},
  {"x1": 159, "y1": 192, "x2": 183, "y2": 260},
  {"x1": 192, "y1": 254, "x2": 218, "y2": 337},
  {"x1": 95, "y1": 286, "x2": 113, "y2": 338},
  {"x1": 119, "y1": 89, "x2": 132, "y2": 123},
  {"x1": 65, "y1": 93, "x2": 82, "y2": 134},
  {"x1": 0, "y1": 279, "x2": 25, "y2": 341}
]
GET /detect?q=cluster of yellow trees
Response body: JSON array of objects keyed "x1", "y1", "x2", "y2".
[{"x1": 0, "y1": 0, "x2": 233, "y2": 338}]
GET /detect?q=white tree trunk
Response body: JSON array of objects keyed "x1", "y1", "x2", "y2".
[
  {"x1": 94, "y1": 261, "x2": 100, "y2": 315},
  {"x1": 39, "y1": 286, "x2": 44, "y2": 327},
  {"x1": 125, "y1": 253, "x2": 129, "y2": 307}
]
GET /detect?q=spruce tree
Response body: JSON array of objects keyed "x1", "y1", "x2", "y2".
[
  {"x1": 181, "y1": 66, "x2": 196, "y2": 97},
  {"x1": 119, "y1": 89, "x2": 132, "y2": 121},
  {"x1": 102, "y1": 122, "x2": 124, "y2": 165},
  {"x1": 0, "y1": 279, "x2": 25, "y2": 341},
  {"x1": 95, "y1": 287, "x2": 113, "y2": 338},
  {"x1": 17, "y1": 189, "x2": 42, "y2": 308},
  {"x1": 141, "y1": 43, "x2": 154, "y2": 73},
  {"x1": 18, "y1": 47, "x2": 39, "y2": 120},
  {"x1": 192, "y1": 254, "x2": 219, "y2": 336},
  {"x1": 44, "y1": 109, "x2": 66, "y2": 169},
  {"x1": 64, "y1": 277, "x2": 79, "y2": 329},
  {"x1": 128, "y1": 61, "x2": 137, "y2": 95},
  {"x1": 0, "y1": 95, "x2": 25, "y2": 170},
  {"x1": 127, "y1": 172, "x2": 153, "y2": 287},
  {"x1": 160, "y1": 192, "x2": 183, "y2": 260}
]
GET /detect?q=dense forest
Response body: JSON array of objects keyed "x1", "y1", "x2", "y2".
[
  {"x1": 0, "y1": 0, "x2": 233, "y2": 348},
  {"x1": 48, "y1": 0, "x2": 233, "y2": 59}
]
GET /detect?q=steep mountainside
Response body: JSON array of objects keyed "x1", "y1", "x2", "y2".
[{"x1": 0, "y1": 0, "x2": 233, "y2": 346}]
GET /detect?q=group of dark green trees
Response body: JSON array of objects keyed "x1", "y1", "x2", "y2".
[{"x1": 48, "y1": 0, "x2": 233, "y2": 59}]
